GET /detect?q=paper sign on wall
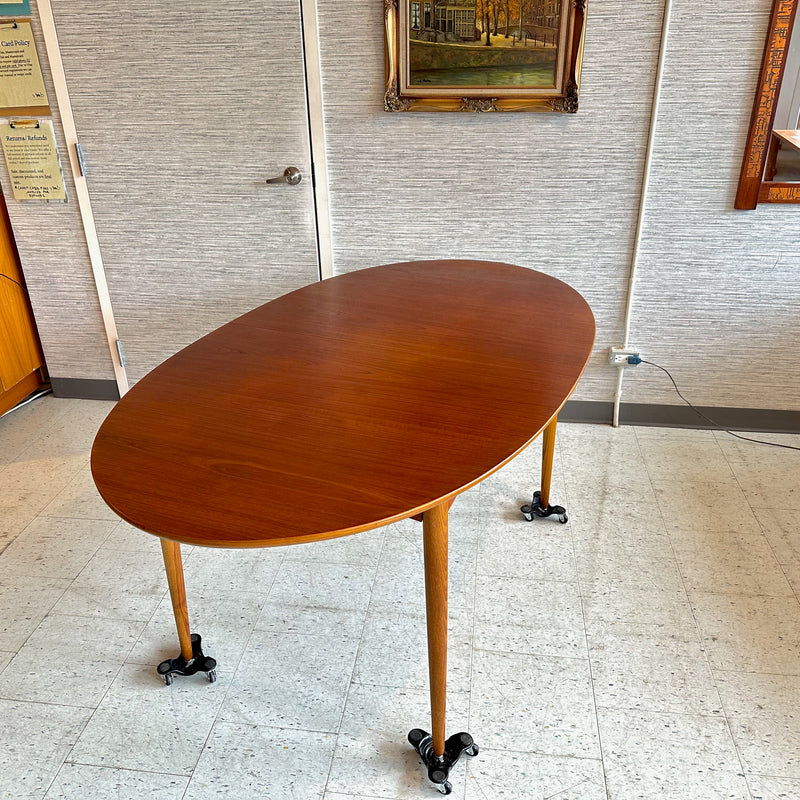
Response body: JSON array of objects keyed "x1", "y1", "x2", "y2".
[
  {"x1": 1, "y1": 120, "x2": 66, "y2": 201},
  {"x1": 0, "y1": 19, "x2": 49, "y2": 115}
]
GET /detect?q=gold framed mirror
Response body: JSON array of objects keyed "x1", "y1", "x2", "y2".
[{"x1": 736, "y1": 0, "x2": 800, "y2": 208}]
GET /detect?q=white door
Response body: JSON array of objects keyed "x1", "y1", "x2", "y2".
[{"x1": 51, "y1": 1, "x2": 321, "y2": 381}]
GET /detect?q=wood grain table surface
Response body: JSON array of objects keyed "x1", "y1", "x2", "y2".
[{"x1": 91, "y1": 259, "x2": 595, "y2": 548}]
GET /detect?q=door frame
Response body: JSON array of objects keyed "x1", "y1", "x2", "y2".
[{"x1": 37, "y1": 0, "x2": 333, "y2": 398}]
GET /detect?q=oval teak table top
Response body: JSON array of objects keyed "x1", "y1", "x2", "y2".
[{"x1": 91, "y1": 260, "x2": 595, "y2": 548}]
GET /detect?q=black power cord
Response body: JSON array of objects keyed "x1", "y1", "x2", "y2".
[{"x1": 639, "y1": 359, "x2": 800, "y2": 452}]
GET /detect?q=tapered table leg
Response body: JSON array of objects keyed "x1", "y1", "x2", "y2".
[
  {"x1": 521, "y1": 415, "x2": 568, "y2": 524},
  {"x1": 423, "y1": 501, "x2": 449, "y2": 756},
  {"x1": 408, "y1": 501, "x2": 477, "y2": 795},
  {"x1": 156, "y1": 538, "x2": 217, "y2": 686}
]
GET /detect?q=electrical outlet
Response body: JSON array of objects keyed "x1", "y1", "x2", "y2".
[{"x1": 609, "y1": 347, "x2": 641, "y2": 366}]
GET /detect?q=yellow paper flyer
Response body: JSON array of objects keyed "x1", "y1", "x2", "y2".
[
  {"x1": 1, "y1": 120, "x2": 66, "y2": 201},
  {"x1": 0, "y1": 20, "x2": 50, "y2": 115}
]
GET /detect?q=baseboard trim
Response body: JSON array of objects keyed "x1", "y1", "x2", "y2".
[
  {"x1": 50, "y1": 377, "x2": 120, "y2": 401},
  {"x1": 44, "y1": 384, "x2": 800, "y2": 433},
  {"x1": 561, "y1": 400, "x2": 800, "y2": 433}
]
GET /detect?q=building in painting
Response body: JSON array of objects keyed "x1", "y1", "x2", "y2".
[
  {"x1": 529, "y1": 0, "x2": 560, "y2": 28},
  {"x1": 409, "y1": 0, "x2": 476, "y2": 42}
]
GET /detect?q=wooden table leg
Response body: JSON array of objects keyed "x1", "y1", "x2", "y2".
[
  {"x1": 520, "y1": 415, "x2": 568, "y2": 524},
  {"x1": 160, "y1": 538, "x2": 193, "y2": 661},
  {"x1": 539, "y1": 415, "x2": 557, "y2": 511},
  {"x1": 423, "y1": 501, "x2": 449, "y2": 757},
  {"x1": 156, "y1": 538, "x2": 217, "y2": 686},
  {"x1": 407, "y1": 501, "x2": 478, "y2": 795}
]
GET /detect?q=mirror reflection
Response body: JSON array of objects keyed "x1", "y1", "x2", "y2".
[{"x1": 767, "y1": 24, "x2": 800, "y2": 182}]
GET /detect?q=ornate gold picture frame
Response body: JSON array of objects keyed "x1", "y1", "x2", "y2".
[{"x1": 384, "y1": 0, "x2": 586, "y2": 112}]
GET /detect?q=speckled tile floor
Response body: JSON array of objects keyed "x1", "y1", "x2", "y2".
[{"x1": 1, "y1": 396, "x2": 799, "y2": 800}]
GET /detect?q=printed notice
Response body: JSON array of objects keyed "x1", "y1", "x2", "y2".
[
  {"x1": 0, "y1": 20, "x2": 49, "y2": 115},
  {"x1": 1, "y1": 120, "x2": 66, "y2": 201}
]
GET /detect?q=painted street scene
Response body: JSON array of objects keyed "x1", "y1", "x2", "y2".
[{"x1": 408, "y1": 0, "x2": 562, "y2": 87}]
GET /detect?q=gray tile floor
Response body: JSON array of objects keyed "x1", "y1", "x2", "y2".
[{"x1": 1, "y1": 396, "x2": 799, "y2": 800}]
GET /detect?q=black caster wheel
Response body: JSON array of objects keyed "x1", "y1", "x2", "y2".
[
  {"x1": 521, "y1": 491, "x2": 568, "y2": 524},
  {"x1": 408, "y1": 728, "x2": 477, "y2": 795},
  {"x1": 156, "y1": 633, "x2": 217, "y2": 686}
]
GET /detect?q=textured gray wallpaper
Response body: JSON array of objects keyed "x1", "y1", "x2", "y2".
[
  {"x1": 624, "y1": 0, "x2": 800, "y2": 410},
  {"x1": 3, "y1": 0, "x2": 798, "y2": 412},
  {"x1": 316, "y1": 0, "x2": 663, "y2": 402}
]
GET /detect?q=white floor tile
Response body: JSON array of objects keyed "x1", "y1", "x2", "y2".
[
  {"x1": 102, "y1": 520, "x2": 171, "y2": 551},
  {"x1": 54, "y1": 546, "x2": 168, "y2": 621},
  {"x1": 653, "y1": 480, "x2": 762, "y2": 535},
  {"x1": 464, "y1": 750, "x2": 606, "y2": 800},
  {"x1": 716, "y1": 670, "x2": 800, "y2": 779},
  {"x1": 689, "y1": 592, "x2": 800, "y2": 674},
  {"x1": 69, "y1": 663, "x2": 224, "y2": 775},
  {"x1": 184, "y1": 545, "x2": 285, "y2": 594},
  {"x1": 0, "y1": 698, "x2": 91, "y2": 800},
  {"x1": 127, "y1": 587, "x2": 265, "y2": 674},
  {"x1": 285, "y1": 526, "x2": 387, "y2": 567},
  {"x1": 0, "y1": 516, "x2": 115, "y2": 581},
  {"x1": 588, "y1": 624, "x2": 722, "y2": 716},
  {"x1": 354, "y1": 601, "x2": 472, "y2": 693},
  {"x1": 220, "y1": 629, "x2": 359, "y2": 732},
  {"x1": 671, "y1": 529, "x2": 793, "y2": 596},
  {"x1": 474, "y1": 576, "x2": 585, "y2": 659},
  {"x1": 0, "y1": 575, "x2": 70, "y2": 651},
  {"x1": 44, "y1": 763, "x2": 188, "y2": 800},
  {"x1": 0, "y1": 396, "x2": 73, "y2": 467},
  {"x1": 371, "y1": 526, "x2": 476, "y2": 611},
  {"x1": 184, "y1": 723, "x2": 336, "y2": 800},
  {"x1": 747, "y1": 774, "x2": 800, "y2": 799},
  {"x1": 0, "y1": 614, "x2": 142, "y2": 707},
  {"x1": 469, "y1": 649, "x2": 600, "y2": 759},
  {"x1": 753, "y1": 506, "x2": 800, "y2": 594},
  {"x1": 476, "y1": 521, "x2": 577, "y2": 582},
  {"x1": 41, "y1": 467, "x2": 122, "y2": 521},
  {"x1": 638, "y1": 437, "x2": 734, "y2": 486},
  {"x1": 597, "y1": 708, "x2": 750, "y2": 800}
]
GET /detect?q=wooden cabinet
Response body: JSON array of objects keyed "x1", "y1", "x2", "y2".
[{"x1": 0, "y1": 194, "x2": 46, "y2": 416}]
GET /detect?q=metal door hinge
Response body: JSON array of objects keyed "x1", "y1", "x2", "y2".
[
  {"x1": 115, "y1": 339, "x2": 127, "y2": 367},
  {"x1": 74, "y1": 142, "x2": 87, "y2": 177}
]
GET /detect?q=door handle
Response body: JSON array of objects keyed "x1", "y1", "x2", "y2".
[{"x1": 266, "y1": 167, "x2": 302, "y2": 185}]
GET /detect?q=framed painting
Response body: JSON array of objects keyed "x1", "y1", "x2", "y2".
[{"x1": 384, "y1": 0, "x2": 587, "y2": 112}]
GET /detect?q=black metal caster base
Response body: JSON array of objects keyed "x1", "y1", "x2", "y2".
[
  {"x1": 156, "y1": 633, "x2": 217, "y2": 686},
  {"x1": 521, "y1": 490, "x2": 568, "y2": 524},
  {"x1": 408, "y1": 729, "x2": 479, "y2": 795}
]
